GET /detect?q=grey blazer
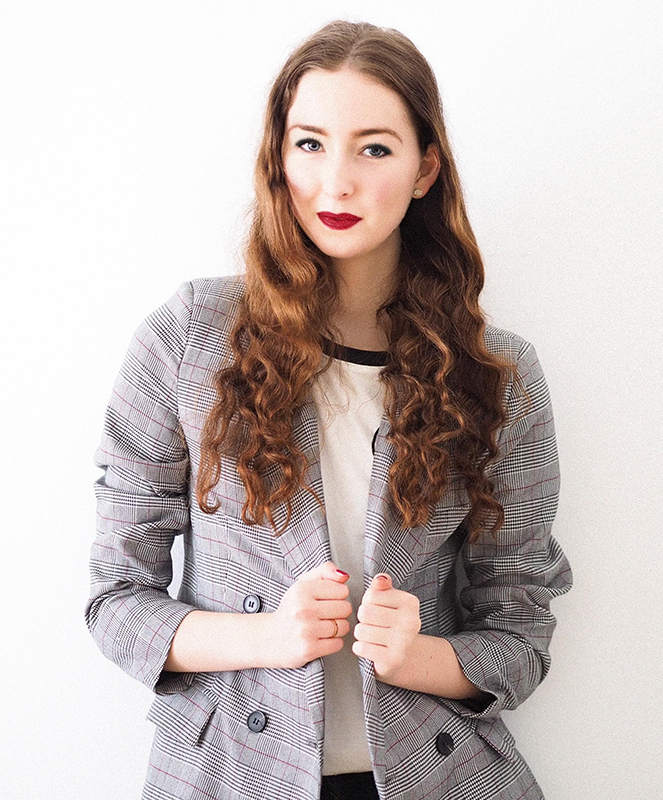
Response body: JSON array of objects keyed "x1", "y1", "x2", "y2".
[{"x1": 85, "y1": 276, "x2": 572, "y2": 800}]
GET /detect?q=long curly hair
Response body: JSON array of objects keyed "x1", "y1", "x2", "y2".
[{"x1": 196, "y1": 20, "x2": 513, "y2": 539}]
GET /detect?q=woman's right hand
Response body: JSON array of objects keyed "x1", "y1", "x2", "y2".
[{"x1": 266, "y1": 562, "x2": 353, "y2": 669}]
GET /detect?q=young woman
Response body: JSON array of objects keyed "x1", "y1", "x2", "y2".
[{"x1": 86, "y1": 20, "x2": 572, "y2": 800}]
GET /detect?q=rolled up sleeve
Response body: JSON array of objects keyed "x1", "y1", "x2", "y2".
[
  {"x1": 444, "y1": 339, "x2": 573, "y2": 719},
  {"x1": 84, "y1": 282, "x2": 199, "y2": 694}
]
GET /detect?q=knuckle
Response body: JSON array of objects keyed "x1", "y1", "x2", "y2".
[
  {"x1": 302, "y1": 618, "x2": 317, "y2": 637},
  {"x1": 294, "y1": 604, "x2": 314, "y2": 622}
]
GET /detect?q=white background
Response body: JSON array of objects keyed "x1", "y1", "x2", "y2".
[{"x1": 2, "y1": 1, "x2": 661, "y2": 798}]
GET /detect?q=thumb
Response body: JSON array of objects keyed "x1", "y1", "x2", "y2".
[{"x1": 371, "y1": 573, "x2": 392, "y2": 590}]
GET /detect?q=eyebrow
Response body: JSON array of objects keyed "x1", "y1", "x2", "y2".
[{"x1": 287, "y1": 124, "x2": 403, "y2": 144}]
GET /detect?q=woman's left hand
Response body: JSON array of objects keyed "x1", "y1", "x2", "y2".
[{"x1": 352, "y1": 573, "x2": 422, "y2": 681}]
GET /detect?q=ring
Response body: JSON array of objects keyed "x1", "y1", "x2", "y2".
[{"x1": 327, "y1": 619, "x2": 339, "y2": 639}]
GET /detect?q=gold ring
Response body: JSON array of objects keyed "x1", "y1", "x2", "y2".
[{"x1": 328, "y1": 619, "x2": 339, "y2": 638}]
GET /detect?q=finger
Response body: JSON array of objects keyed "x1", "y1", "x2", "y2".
[
  {"x1": 319, "y1": 617, "x2": 351, "y2": 640},
  {"x1": 316, "y1": 599, "x2": 353, "y2": 620},
  {"x1": 371, "y1": 573, "x2": 393, "y2": 591},
  {"x1": 362, "y1": 584, "x2": 419, "y2": 610},
  {"x1": 317, "y1": 636, "x2": 345, "y2": 658},
  {"x1": 310, "y1": 579, "x2": 351, "y2": 601},
  {"x1": 356, "y1": 602, "x2": 397, "y2": 627},
  {"x1": 352, "y1": 640, "x2": 386, "y2": 662},
  {"x1": 361, "y1": 586, "x2": 400, "y2": 609},
  {"x1": 298, "y1": 561, "x2": 350, "y2": 584},
  {"x1": 297, "y1": 561, "x2": 337, "y2": 581},
  {"x1": 354, "y1": 622, "x2": 391, "y2": 647}
]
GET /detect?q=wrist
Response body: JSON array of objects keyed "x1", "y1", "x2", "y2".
[
  {"x1": 252, "y1": 611, "x2": 281, "y2": 669},
  {"x1": 375, "y1": 634, "x2": 486, "y2": 701}
]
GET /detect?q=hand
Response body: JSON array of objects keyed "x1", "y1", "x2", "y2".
[
  {"x1": 352, "y1": 573, "x2": 421, "y2": 681},
  {"x1": 267, "y1": 562, "x2": 352, "y2": 669}
]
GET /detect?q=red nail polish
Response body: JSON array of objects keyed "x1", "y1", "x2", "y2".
[{"x1": 336, "y1": 569, "x2": 349, "y2": 576}]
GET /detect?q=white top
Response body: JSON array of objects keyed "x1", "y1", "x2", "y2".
[{"x1": 310, "y1": 347, "x2": 386, "y2": 775}]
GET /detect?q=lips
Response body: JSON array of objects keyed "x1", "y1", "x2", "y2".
[{"x1": 317, "y1": 212, "x2": 362, "y2": 230}]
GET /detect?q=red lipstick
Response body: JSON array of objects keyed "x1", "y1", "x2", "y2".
[{"x1": 317, "y1": 212, "x2": 362, "y2": 230}]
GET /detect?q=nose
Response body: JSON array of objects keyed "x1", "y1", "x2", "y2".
[{"x1": 321, "y1": 152, "x2": 355, "y2": 200}]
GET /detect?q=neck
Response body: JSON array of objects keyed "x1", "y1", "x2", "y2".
[{"x1": 329, "y1": 232, "x2": 400, "y2": 350}]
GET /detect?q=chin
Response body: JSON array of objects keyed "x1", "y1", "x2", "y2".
[
  {"x1": 314, "y1": 244, "x2": 369, "y2": 261},
  {"x1": 309, "y1": 234, "x2": 375, "y2": 260}
]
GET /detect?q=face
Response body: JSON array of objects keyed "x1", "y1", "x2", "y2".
[{"x1": 282, "y1": 67, "x2": 439, "y2": 269}]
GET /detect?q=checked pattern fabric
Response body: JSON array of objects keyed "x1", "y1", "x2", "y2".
[{"x1": 85, "y1": 276, "x2": 572, "y2": 800}]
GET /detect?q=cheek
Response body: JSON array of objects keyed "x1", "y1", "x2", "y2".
[
  {"x1": 284, "y1": 159, "x2": 316, "y2": 206},
  {"x1": 373, "y1": 174, "x2": 415, "y2": 218}
]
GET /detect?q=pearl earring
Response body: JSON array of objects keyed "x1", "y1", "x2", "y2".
[{"x1": 413, "y1": 188, "x2": 423, "y2": 198}]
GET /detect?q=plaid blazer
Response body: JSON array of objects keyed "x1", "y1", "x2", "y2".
[{"x1": 85, "y1": 276, "x2": 572, "y2": 800}]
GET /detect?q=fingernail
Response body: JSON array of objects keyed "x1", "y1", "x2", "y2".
[
  {"x1": 336, "y1": 569, "x2": 349, "y2": 577},
  {"x1": 375, "y1": 573, "x2": 389, "y2": 581}
]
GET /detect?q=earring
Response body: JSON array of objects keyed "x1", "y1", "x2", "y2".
[{"x1": 413, "y1": 188, "x2": 423, "y2": 198}]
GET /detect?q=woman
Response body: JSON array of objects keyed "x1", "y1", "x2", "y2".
[{"x1": 86, "y1": 20, "x2": 572, "y2": 800}]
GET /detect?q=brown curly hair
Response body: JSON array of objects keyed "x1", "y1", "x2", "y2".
[{"x1": 196, "y1": 20, "x2": 513, "y2": 539}]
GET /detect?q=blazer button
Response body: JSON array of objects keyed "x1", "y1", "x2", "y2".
[
  {"x1": 243, "y1": 594, "x2": 262, "y2": 613},
  {"x1": 435, "y1": 731, "x2": 455, "y2": 757},
  {"x1": 247, "y1": 710, "x2": 267, "y2": 733}
]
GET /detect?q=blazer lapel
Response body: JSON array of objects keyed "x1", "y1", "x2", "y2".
[
  {"x1": 272, "y1": 397, "x2": 332, "y2": 580},
  {"x1": 365, "y1": 416, "x2": 470, "y2": 588},
  {"x1": 272, "y1": 400, "x2": 470, "y2": 588},
  {"x1": 269, "y1": 397, "x2": 330, "y2": 748}
]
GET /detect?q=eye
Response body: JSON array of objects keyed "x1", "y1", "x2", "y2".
[
  {"x1": 363, "y1": 143, "x2": 391, "y2": 158},
  {"x1": 295, "y1": 137, "x2": 323, "y2": 153}
]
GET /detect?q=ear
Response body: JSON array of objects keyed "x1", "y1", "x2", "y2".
[{"x1": 413, "y1": 144, "x2": 441, "y2": 198}]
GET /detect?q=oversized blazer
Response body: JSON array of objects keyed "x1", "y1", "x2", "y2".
[{"x1": 85, "y1": 276, "x2": 572, "y2": 800}]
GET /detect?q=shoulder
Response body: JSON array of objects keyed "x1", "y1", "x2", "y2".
[
  {"x1": 152, "y1": 274, "x2": 246, "y2": 335},
  {"x1": 137, "y1": 275, "x2": 246, "y2": 363},
  {"x1": 484, "y1": 324, "x2": 533, "y2": 364},
  {"x1": 484, "y1": 324, "x2": 551, "y2": 426},
  {"x1": 189, "y1": 274, "x2": 246, "y2": 303},
  {"x1": 484, "y1": 324, "x2": 543, "y2": 383},
  {"x1": 188, "y1": 274, "x2": 246, "y2": 324}
]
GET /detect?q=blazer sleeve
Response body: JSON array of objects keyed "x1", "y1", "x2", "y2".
[
  {"x1": 84, "y1": 281, "x2": 199, "y2": 695},
  {"x1": 444, "y1": 338, "x2": 573, "y2": 720}
]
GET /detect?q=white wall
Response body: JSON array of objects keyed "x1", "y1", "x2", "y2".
[{"x1": 2, "y1": 2, "x2": 661, "y2": 798}]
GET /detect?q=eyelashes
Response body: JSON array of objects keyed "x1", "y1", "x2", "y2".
[
  {"x1": 295, "y1": 138, "x2": 323, "y2": 153},
  {"x1": 364, "y1": 143, "x2": 392, "y2": 158},
  {"x1": 294, "y1": 137, "x2": 392, "y2": 158}
]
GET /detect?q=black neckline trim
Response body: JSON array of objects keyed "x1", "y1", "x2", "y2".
[{"x1": 321, "y1": 336, "x2": 389, "y2": 367}]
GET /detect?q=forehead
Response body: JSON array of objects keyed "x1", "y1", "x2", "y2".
[{"x1": 286, "y1": 67, "x2": 415, "y2": 136}]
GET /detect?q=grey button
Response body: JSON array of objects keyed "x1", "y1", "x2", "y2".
[
  {"x1": 435, "y1": 731, "x2": 455, "y2": 757},
  {"x1": 247, "y1": 710, "x2": 267, "y2": 733},
  {"x1": 243, "y1": 594, "x2": 262, "y2": 613}
]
